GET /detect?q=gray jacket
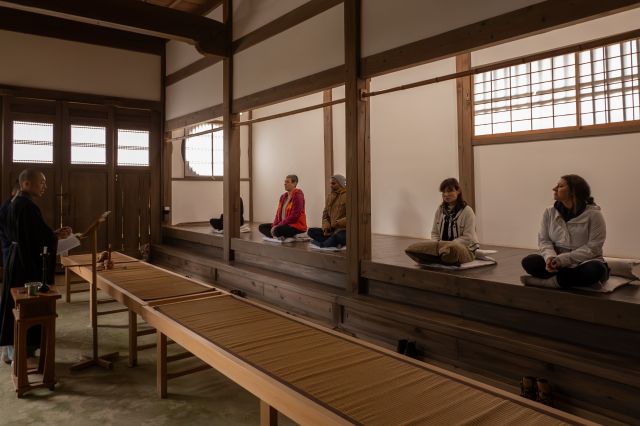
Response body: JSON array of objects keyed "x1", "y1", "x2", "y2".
[
  {"x1": 431, "y1": 204, "x2": 480, "y2": 251},
  {"x1": 538, "y1": 204, "x2": 606, "y2": 268}
]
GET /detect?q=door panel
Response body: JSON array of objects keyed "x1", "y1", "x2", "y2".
[
  {"x1": 115, "y1": 171, "x2": 151, "y2": 257},
  {"x1": 67, "y1": 170, "x2": 109, "y2": 253}
]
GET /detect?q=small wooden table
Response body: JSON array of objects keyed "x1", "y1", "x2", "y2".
[{"x1": 11, "y1": 286, "x2": 61, "y2": 397}]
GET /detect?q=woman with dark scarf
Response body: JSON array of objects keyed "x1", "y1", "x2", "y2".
[
  {"x1": 429, "y1": 178, "x2": 480, "y2": 264},
  {"x1": 521, "y1": 174, "x2": 608, "y2": 289}
]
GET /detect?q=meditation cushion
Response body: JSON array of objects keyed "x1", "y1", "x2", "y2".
[
  {"x1": 604, "y1": 257, "x2": 640, "y2": 280},
  {"x1": 405, "y1": 241, "x2": 474, "y2": 266}
]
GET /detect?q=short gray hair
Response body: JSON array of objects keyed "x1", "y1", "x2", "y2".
[{"x1": 286, "y1": 174, "x2": 298, "y2": 185}]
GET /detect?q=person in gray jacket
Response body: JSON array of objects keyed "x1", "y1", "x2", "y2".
[
  {"x1": 521, "y1": 174, "x2": 608, "y2": 289},
  {"x1": 430, "y1": 177, "x2": 480, "y2": 264}
]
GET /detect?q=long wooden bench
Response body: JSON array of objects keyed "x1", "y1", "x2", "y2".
[{"x1": 63, "y1": 251, "x2": 593, "y2": 425}]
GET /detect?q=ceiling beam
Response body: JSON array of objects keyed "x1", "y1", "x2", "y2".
[
  {"x1": 194, "y1": 0, "x2": 223, "y2": 16},
  {"x1": 0, "y1": 7, "x2": 164, "y2": 55},
  {"x1": 0, "y1": 0, "x2": 228, "y2": 56}
]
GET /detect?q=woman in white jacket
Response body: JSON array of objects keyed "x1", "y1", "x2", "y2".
[{"x1": 521, "y1": 174, "x2": 608, "y2": 289}]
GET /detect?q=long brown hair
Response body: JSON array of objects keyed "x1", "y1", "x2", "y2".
[{"x1": 561, "y1": 174, "x2": 595, "y2": 212}]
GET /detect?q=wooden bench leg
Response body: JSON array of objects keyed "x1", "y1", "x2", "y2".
[
  {"x1": 157, "y1": 332, "x2": 167, "y2": 398},
  {"x1": 65, "y1": 268, "x2": 71, "y2": 304},
  {"x1": 260, "y1": 400, "x2": 278, "y2": 426},
  {"x1": 128, "y1": 311, "x2": 137, "y2": 367}
]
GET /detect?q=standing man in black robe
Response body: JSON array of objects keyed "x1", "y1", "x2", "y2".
[
  {"x1": 0, "y1": 180, "x2": 20, "y2": 363},
  {"x1": 0, "y1": 169, "x2": 71, "y2": 362}
]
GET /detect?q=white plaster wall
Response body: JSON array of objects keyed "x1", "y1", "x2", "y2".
[
  {"x1": 362, "y1": 0, "x2": 543, "y2": 58},
  {"x1": 165, "y1": 41, "x2": 203, "y2": 75},
  {"x1": 233, "y1": 0, "x2": 310, "y2": 40},
  {"x1": 472, "y1": 7, "x2": 640, "y2": 65},
  {"x1": 0, "y1": 30, "x2": 160, "y2": 100},
  {"x1": 165, "y1": 63, "x2": 223, "y2": 120},
  {"x1": 170, "y1": 122, "x2": 250, "y2": 224},
  {"x1": 370, "y1": 58, "x2": 459, "y2": 238},
  {"x1": 252, "y1": 93, "x2": 325, "y2": 228},
  {"x1": 233, "y1": 4, "x2": 344, "y2": 99},
  {"x1": 475, "y1": 134, "x2": 640, "y2": 258},
  {"x1": 332, "y1": 85, "x2": 346, "y2": 176}
]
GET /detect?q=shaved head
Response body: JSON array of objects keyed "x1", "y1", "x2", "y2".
[{"x1": 18, "y1": 169, "x2": 47, "y2": 197}]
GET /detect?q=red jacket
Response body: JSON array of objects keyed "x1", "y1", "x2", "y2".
[{"x1": 272, "y1": 188, "x2": 307, "y2": 232}]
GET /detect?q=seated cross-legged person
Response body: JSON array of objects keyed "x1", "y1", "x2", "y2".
[
  {"x1": 258, "y1": 174, "x2": 307, "y2": 241},
  {"x1": 521, "y1": 174, "x2": 608, "y2": 289},
  {"x1": 405, "y1": 178, "x2": 479, "y2": 266},
  {"x1": 210, "y1": 197, "x2": 245, "y2": 231},
  {"x1": 308, "y1": 174, "x2": 347, "y2": 248}
]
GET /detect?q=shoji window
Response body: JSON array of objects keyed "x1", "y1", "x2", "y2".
[
  {"x1": 12, "y1": 121, "x2": 54, "y2": 163},
  {"x1": 117, "y1": 129, "x2": 149, "y2": 166},
  {"x1": 70, "y1": 125, "x2": 107, "y2": 165}
]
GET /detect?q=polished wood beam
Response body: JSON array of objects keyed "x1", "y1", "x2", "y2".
[
  {"x1": 0, "y1": 7, "x2": 164, "y2": 55},
  {"x1": 165, "y1": 104, "x2": 223, "y2": 132},
  {"x1": 0, "y1": 83, "x2": 161, "y2": 111},
  {"x1": 194, "y1": 0, "x2": 223, "y2": 16},
  {"x1": 0, "y1": 0, "x2": 228, "y2": 56},
  {"x1": 232, "y1": 65, "x2": 344, "y2": 114},
  {"x1": 232, "y1": 0, "x2": 343, "y2": 53},
  {"x1": 222, "y1": 0, "x2": 240, "y2": 262},
  {"x1": 165, "y1": 56, "x2": 222, "y2": 86},
  {"x1": 361, "y1": 0, "x2": 640, "y2": 78},
  {"x1": 344, "y1": 0, "x2": 370, "y2": 294},
  {"x1": 455, "y1": 54, "x2": 475, "y2": 210}
]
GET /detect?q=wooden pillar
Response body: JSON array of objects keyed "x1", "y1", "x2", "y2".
[
  {"x1": 344, "y1": 0, "x2": 371, "y2": 294},
  {"x1": 456, "y1": 53, "x2": 475, "y2": 209},
  {"x1": 323, "y1": 89, "x2": 334, "y2": 195},
  {"x1": 161, "y1": 45, "x2": 172, "y2": 228},
  {"x1": 247, "y1": 110, "x2": 254, "y2": 222},
  {"x1": 222, "y1": 0, "x2": 240, "y2": 262}
]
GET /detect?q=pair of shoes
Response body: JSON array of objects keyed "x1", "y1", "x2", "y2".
[
  {"x1": 520, "y1": 275, "x2": 560, "y2": 289},
  {"x1": 396, "y1": 339, "x2": 418, "y2": 358},
  {"x1": 230, "y1": 289, "x2": 246, "y2": 298},
  {"x1": 520, "y1": 376, "x2": 553, "y2": 406}
]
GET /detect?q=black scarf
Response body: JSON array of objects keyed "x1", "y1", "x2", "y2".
[
  {"x1": 554, "y1": 200, "x2": 587, "y2": 222},
  {"x1": 441, "y1": 202, "x2": 465, "y2": 241}
]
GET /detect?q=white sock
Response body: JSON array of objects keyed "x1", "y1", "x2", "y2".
[{"x1": 520, "y1": 275, "x2": 560, "y2": 289}]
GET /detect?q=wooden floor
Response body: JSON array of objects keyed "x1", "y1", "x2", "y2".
[{"x1": 163, "y1": 222, "x2": 640, "y2": 305}]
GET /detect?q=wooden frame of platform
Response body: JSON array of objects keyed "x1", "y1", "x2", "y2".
[{"x1": 152, "y1": 223, "x2": 640, "y2": 424}]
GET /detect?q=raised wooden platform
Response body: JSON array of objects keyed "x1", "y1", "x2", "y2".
[{"x1": 153, "y1": 223, "x2": 640, "y2": 425}]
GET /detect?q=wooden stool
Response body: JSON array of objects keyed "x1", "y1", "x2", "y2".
[{"x1": 10, "y1": 286, "x2": 61, "y2": 398}]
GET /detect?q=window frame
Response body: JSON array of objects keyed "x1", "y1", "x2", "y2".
[
  {"x1": 471, "y1": 36, "x2": 640, "y2": 146},
  {"x1": 179, "y1": 123, "x2": 224, "y2": 181}
]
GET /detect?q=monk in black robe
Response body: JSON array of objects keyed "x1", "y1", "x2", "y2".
[{"x1": 0, "y1": 170, "x2": 71, "y2": 352}]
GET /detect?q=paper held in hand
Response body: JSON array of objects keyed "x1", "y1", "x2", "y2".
[{"x1": 58, "y1": 235, "x2": 81, "y2": 256}]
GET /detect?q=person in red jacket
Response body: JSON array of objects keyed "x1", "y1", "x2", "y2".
[{"x1": 259, "y1": 174, "x2": 307, "y2": 240}]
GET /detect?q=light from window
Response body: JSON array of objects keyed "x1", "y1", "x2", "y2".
[
  {"x1": 71, "y1": 125, "x2": 106, "y2": 165},
  {"x1": 473, "y1": 37, "x2": 639, "y2": 136},
  {"x1": 579, "y1": 40, "x2": 640, "y2": 125},
  {"x1": 117, "y1": 129, "x2": 149, "y2": 166},
  {"x1": 12, "y1": 121, "x2": 54, "y2": 164},
  {"x1": 184, "y1": 123, "x2": 224, "y2": 177}
]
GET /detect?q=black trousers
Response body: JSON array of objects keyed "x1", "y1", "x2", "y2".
[
  {"x1": 308, "y1": 228, "x2": 346, "y2": 248},
  {"x1": 521, "y1": 254, "x2": 609, "y2": 288},
  {"x1": 258, "y1": 223, "x2": 301, "y2": 239}
]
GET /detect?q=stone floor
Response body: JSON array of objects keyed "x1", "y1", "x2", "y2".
[{"x1": 0, "y1": 277, "x2": 295, "y2": 426}]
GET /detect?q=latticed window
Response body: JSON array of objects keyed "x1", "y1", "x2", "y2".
[
  {"x1": 71, "y1": 125, "x2": 106, "y2": 165},
  {"x1": 474, "y1": 37, "x2": 640, "y2": 136},
  {"x1": 117, "y1": 129, "x2": 149, "y2": 166},
  {"x1": 184, "y1": 123, "x2": 223, "y2": 177},
  {"x1": 12, "y1": 121, "x2": 54, "y2": 163}
]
